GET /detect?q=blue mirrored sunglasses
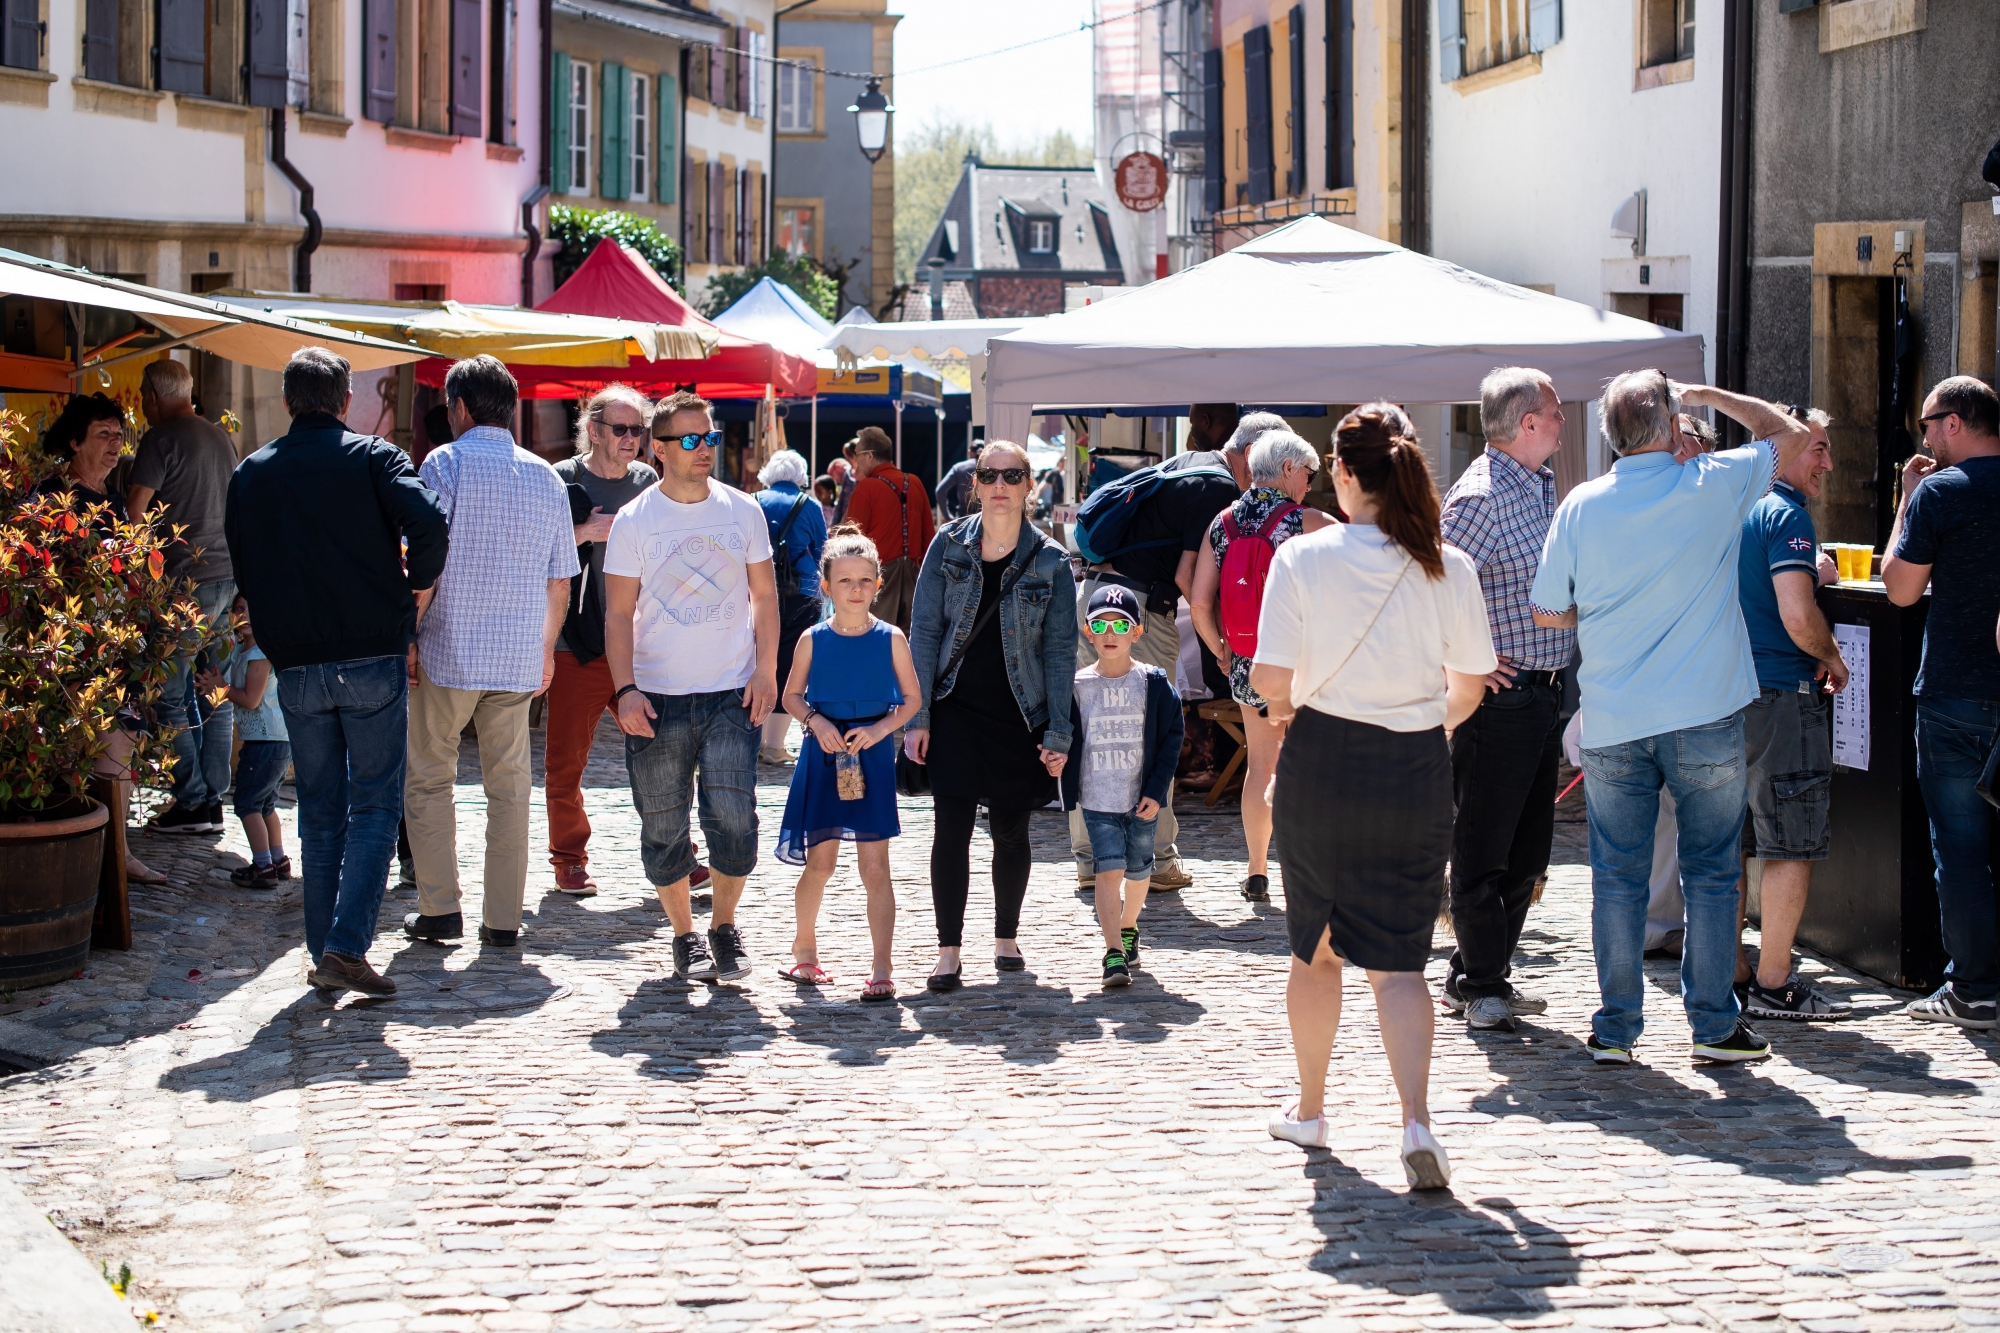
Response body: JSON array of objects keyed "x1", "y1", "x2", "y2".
[{"x1": 671, "y1": 430, "x2": 724, "y2": 451}]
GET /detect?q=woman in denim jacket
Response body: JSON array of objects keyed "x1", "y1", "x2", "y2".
[{"x1": 904, "y1": 441, "x2": 1078, "y2": 991}]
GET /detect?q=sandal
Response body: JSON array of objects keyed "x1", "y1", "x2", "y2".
[
  {"x1": 781, "y1": 961, "x2": 831, "y2": 985},
  {"x1": 859, "y1": 978, "x2": 897, "y2": 1003}
]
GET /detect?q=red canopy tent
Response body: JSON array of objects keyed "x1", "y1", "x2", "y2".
[{"x1": 414, "y1": 242, "x2": 817, "y2": 399}]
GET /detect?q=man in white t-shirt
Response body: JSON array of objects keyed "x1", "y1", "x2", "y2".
[{"x1": 604, "y1": 392, "x2": 780, "y2": 982}]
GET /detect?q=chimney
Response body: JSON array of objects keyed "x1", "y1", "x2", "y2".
[{"x1": 927, "y1": 256, "x2": 946, "y2": 321}]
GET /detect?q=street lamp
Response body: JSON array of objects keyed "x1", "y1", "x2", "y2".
[{"x1": 847, "y1": 77, "x2": 893, "y2": 163}]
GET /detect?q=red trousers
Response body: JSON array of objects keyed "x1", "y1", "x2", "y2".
[{"x1": 544, "y1": 650, "x2": 617, "y2": 868}]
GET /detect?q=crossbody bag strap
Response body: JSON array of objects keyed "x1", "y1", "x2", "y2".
[
  {"x1": 895, "y1": 474, "x2": 910, "y2": 560},
  {"x1": 1297, "y1": 555, "x2": 1414, "y2": 704}
]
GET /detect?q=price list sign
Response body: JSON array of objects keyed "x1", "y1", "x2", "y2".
[{"x1": 1831, "y1": 622, "x2": 1870, "y2": 771}]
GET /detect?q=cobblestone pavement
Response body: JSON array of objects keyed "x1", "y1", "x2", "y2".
[{"x1": 3, "y1": 718, "x2": 1998, "y2": 1333}]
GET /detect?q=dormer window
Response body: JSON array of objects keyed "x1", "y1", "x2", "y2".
[{"x1": 1029, "y1": 220, "x2": 1055, "y2": 254}]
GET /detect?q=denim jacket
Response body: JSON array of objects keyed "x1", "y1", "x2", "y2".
[{"x1": 909, "y1": 514, "x2": 1078, "y2": 753}]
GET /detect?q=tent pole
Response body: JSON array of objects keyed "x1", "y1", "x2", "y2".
[
  {"x1": 894, "y1": 400, "x2": 903, "y2": 469},
  {"x1": 811, "y1": 396, "x2": 818, "y2": 474}
]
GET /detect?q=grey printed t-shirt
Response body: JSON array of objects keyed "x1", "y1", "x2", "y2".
[
  {"x1": 553, "y1": 453, "x2": 658, "y2": 652},
  {"x1": 130, "y1": 413, "x2": 236, "y2": 583},
  {"x1": 1074, "y1": 664, "x2": 1149, "y2": 814}
]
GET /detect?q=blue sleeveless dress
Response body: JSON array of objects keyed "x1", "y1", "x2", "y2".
[{"x1": 775, "y1": 620, "x2": 904, "y2": 864}]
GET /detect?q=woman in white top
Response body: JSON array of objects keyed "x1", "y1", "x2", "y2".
[{"x1": 1249, "y1": 404, "x2": 1497, "y2": 1190}]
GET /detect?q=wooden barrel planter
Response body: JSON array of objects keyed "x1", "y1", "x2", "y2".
[{"x1": 0, "y1": 800, "x2": 107, "y2": 990}]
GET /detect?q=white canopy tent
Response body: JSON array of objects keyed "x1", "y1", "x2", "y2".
[{"x1": 983, "y1": 216, "x2": 1707, "y2": 448}]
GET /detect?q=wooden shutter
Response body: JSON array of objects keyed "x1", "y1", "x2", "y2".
[
  {"x1": 157, "y1": 0, "x2": 204, "y2": 91},
  {"x1": 246, "y1": 0, "x2": 288, "y2": 106},
  {"x1": 731, "y1": 25, "x2": 746, "y2": 113},
  {"x1": 550, "y1": 50, "x2": 571, "y2": 193},
  {"x1": 1437, "y1": 0, "x2": 1462, "y2": 81},
  {"x1": 708, "y1": 160, "x2": 725, "y2": 263},
  {"x1": 687, "y1": 157, "x2": 706, "y2": 262},
  {"x1": 364, "y1": 0, "x2": 398, "y2": 121},
  {"x1": 1244, "y1": 25, "x2": 1273, "y2": 206},
  {"x1": 600, "y1": 62, "x2": 628, "y2": 199},
  {"x1": 655, "y1": 71, "x2": 676, "y2": 204},
  {"x1": 1327, "y1": 0, "x2": 1353, "y2": 190},
  {"x1": 1528, "y1": 0, "x2": 1561, "y2": 52},
  {"x1": 1201, "y1": 47, "x2": 1222, "y2": 214},
  {"x1": 449, "y1": 0, "x2": 481, "y2": 136},
  {"x1": 2, "y1": 0, "x2": 39, "y2": 70},
  {"x1": 686, "y1": 43, "x2": 706, "y2": 103},
  {"x1": 1287, "y1": 5, "x2": 1306, "y2": 194},
  {"x1": 749, "y1": 168, "x2": 763, "y2": 262},
  {"x1": 708, "y1": 39, "x2": 724, "y2": 106},
  {"x1": 82, "y1": 0, "x2": 116, "y2": 82}
]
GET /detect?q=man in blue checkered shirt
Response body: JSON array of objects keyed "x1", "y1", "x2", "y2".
[
  {"x1": 403, "y1": 356, "x2": 580, "y2": 950},
  {"x1": 1437, "y1": 366, "x2": 1576, "y2": 1033}
]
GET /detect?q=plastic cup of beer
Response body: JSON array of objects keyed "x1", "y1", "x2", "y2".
[
  {"x1": 1832, "y1": 545, "x2": 1854, "y2": 582},
  {"x1": 1841, "y1": 545, "x2": 1866, "y2": 582}
]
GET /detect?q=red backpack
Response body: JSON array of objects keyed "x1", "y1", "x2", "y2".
[{"x1": 1218, "y1": 502, "x2": 1301, "y2": 657}]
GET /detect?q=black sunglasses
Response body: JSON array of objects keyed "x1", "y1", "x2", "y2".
[
  {"x1": 670, "y1": 430, "x2": 724, "y2": 451},
  {"x1": 976, "y1": 466, "x2": 1028, "y2": 485},
  {"x1": 597, "y1": 421, "x2": 649, "y2": 439},
  {"x1": 1918, "y1": 412, "x2": 1957, "y2": 429}
]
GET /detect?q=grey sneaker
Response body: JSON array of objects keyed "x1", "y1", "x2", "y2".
[
  {"x1": 673, "y1": 931, "x2": 719, "y2": 981},
  {"x1": 1745, "y1": 973, "x2": 1853, "y2": 1022},
  {"x1": 707, "y1": 923, "x2": 751, "y2": 981},
  {"x1": 1905, "y1": 985, "x2": 1998, "y2": 1031},
  {"x1": 1464, "y1": 995, "x2": 1517, "y2": 1032}
]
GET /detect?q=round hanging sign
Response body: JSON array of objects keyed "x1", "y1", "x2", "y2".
[{"x1": 1114, "y1": 152, "x2": 1167, "y2": 213}]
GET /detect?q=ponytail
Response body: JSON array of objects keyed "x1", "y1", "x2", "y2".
[{"x1": 1332, "y1": 403, "x2": 1445, "y2": 581}]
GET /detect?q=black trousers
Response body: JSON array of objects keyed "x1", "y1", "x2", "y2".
[
  {"x1": 930, "y1": 797, "x2": 1034, "y2": 947},
  {"x1": 1447, "y1": 676, "x2": 1563, "y2": 998}
]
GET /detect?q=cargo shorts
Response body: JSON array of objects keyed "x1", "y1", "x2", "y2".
[{"x1": 1742, "y1": 686, "x2": 1833, "y2": 861}]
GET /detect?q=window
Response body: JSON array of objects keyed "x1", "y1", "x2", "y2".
[
  {"x1": 776, "y1": 59, "x2": 813, "y2": 132},
  {"x1": 777, "y1": 205, "x2": 816, "y2": 258},
  {"x1": 567, "y1": 59, "x2": 592, "y2": 194},
  {"x1": 1638, "y1": 0, "x2": 1695, "y2": 68},
  {"x1": 745, "y1": 29, "x2": 764, "y2": 118},
  {"x1": 1029, "y1": 220, "x2": 1055, "y2": 254},
  {"x1": 1440, "y1": 0, "x2": 1560, "y2": 81},
  {"x1": 630, "y1": 72, "x2": 650, "y2": 201},
  {"x1": 394, "y1": 283, "x2": 446, "y2": 300},
  {"x1": 80, "y1": 0, "x2": 149, "y2": 88},
  {"x1": 1, "y1": 0, "x2": 43, "y2": 71},
  {"x1": 361, "y1": 0, "x2": 477, "y2": 130}
]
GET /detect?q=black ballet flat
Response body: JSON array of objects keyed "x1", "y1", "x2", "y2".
[
  {"x1": 926, "y1": 967, "x2": 963, "y2": 993},
  {"x1": 994, "y1": 954, "x2": 1026, "y2": 973}
]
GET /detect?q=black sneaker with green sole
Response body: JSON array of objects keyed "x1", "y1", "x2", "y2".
[
  {"x1": 1120, "y1": 927, "x2": 1140, "y2": 969},
  {"x1": 1102, "y1": 949, "x2": 1131, "y2": 987},
  {"x1": 1692, "y1": 1021, "x2": 1771, "y2": 1063}
]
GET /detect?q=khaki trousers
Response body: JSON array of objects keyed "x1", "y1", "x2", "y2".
[
  {"x1": 406, "y1": 670, "x2": 535, "y2": 931},
  {"x1": 1070, "y1": 573, "x2": 1183, "y2": 874}
]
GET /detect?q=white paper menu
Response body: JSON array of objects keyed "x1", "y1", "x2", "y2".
[{"x1": 1832, "y1": 622, "x2": 1870, "y2": 771}]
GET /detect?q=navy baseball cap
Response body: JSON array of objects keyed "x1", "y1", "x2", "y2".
[{"x1": 1086, "y1": 585, "x2": 1143, "y2": 621}]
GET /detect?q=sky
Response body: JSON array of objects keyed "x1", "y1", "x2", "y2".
[{"x1": 888, "y1": 0, "x2": 1095, "y2": 149}]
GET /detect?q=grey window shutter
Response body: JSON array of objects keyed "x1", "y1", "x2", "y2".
[
  {"x1": 1201, "y1": 47, "x2": 1222, "y2": 215},
  {"x1": 1244, "y1": 25, "x2": 1273, "y2": 206},
  {"x1": 1328, "y1": 0, "x2": 1353, "y2": 189},
  {"x1": 1528, "y1": 0, "x2": 1561, "y2": 52},
  {"x1": 157, "y1": 0, "x2": 204, "y2": 91},
  {"x1": 1287, "y1": 5, "x2": 1306, "y2": 194},
  {"x1": 550, "y1": 50, "x2": 571, "y2": 193},
  {"x1": 2, "y1": 0, "x2": 40, "y2": 70},
  {"x1": 450, "y1": 0, "x2": 481, "y2": 136},
  {"x1": 83, "y1": 0, "x2": 116, "y2": 82},
  {"x1": 247, "y1": 0, "x2": 289, "y2": 106},
  {"x1": 364, "y1": 0, "x2": 398, "y2": 122},
  {"x1": 655, "y1": 71, "x2": 676, "y2": 204},
  {"x1": 1437, "y1": 0, "x2": 1462, "y2": 81}
]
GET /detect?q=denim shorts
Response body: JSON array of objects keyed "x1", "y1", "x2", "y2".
[
  {"x1": 624, "y1": 688, "x2": 760, "y2": 885},
  {"x1": 1742, "y1": 687, "x2": 1832, "y2": 860},
  {"x1": 233, "y1": 740, "x2": 292, "y2": 818},
  {"x1": 1081, "y1": 808, "x2": 1158, "y2": 877}
]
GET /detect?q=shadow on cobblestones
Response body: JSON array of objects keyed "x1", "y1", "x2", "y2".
[
  {"x1": 588, "y1": 976, "x2": 778, "y2": 1078},
  {"x1": 1303, "y1": 1164, "x2": 1583, "y2": 1316},
  {"x1": 896, "y1": 977, "x2": 1207, "y2": 1063}
]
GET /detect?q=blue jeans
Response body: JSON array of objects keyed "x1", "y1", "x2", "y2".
[
  {"x1": 1580, "y1": 712, "x2": 1748, "y2": 1049},
  {"x1": 232, "y1": 740, "x2": 291, "y2": 818},
  {"x1": 624, "y1": 689, "x2": 759, "y2": 886},
  {"x1": 277, "y1": 655, "x2": 406, "y2": 963},
  {"x1": 159, "y1": 579, "x2": 237, "y2": 807},
  {"x1": 1081, "y1": 808, "x2": 1158, "y2": 877},
  {"x1": 1915, "y1": 699, "x2": 2000, "y2": 1001}
]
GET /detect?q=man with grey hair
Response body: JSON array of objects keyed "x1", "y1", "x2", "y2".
[
  {"x1": 133, "y1": 357, "x2": 243, "y2": 835},
  {"x1": 403, "y1": 355, "x2": 578, "y2": 951},
  {"x1": 226, "y1": 346, "x2": 450, "y2": 998},
  {"x1": 1437, "y1": 366, "x2": 1572, "y2": 1032},
  {"x1": 1531, "y1": 371, "x2": 1813, "y2": 1065}
]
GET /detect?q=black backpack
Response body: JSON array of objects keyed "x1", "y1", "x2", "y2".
[{"x1": 771, "y1": 493, "x2": 812, "y2": 601}]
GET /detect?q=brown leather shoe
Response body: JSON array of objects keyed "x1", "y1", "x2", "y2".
[
  {"x1": 554, "y1": 863, "x2": 598, "y2": 896},
  {"x1": 307, "y1": 951, "x2": 397, "y2": 998}
]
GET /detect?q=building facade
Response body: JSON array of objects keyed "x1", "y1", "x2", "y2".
[
  {"x1": 676, "y1": 0, "x2": 774, "y2": 307},
  {"x1": 915, "y1": 157, "x2": 1125, "y2": 319},
  {"x1": 772, "y1": 0, "x2": 895, "y2": 318}
]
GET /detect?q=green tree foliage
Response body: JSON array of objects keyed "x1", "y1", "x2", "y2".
[
  {"x1": 547, "y1": 206, "x2": 683, "y2": 288},
  {"x1": 893, "y1": 116, "x2": 1093, "y2": 294},
  {"x1": 696, "y1": 252, "x2": 840, "y2": 323}
]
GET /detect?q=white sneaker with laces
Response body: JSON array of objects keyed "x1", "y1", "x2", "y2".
[
  {"x1": 1401, "y1": 1120, "x2": 1451, "y2": 1190},
  {"x1": 1267, "y1": 1103, "x2": 1329, "y2": 1148}
]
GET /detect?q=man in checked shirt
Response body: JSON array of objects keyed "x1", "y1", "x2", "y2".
[{"x1": 1437, "y1": 367, "x2": 1574, "y2": 1033}]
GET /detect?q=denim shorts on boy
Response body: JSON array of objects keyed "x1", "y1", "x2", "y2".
[
  {"x1": 623, "y1": 688, "x2": 760, "y2": 885},
  {"x1": 1082, "y1": 808, "x2": 1158, "y2": 877},
  {"x1": 1741, "y1": 686, "x2": 1832, "y2": 861},
  {"x1": 233, "y1": 740, "x2": 293, "y2": 818}
]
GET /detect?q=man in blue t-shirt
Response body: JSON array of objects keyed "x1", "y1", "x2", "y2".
[
  {"x1": 1884, "y1": 375, "x2": 2000, "y2": 1030},
  {"x1": 1733, "y1": 407, "x2": 1850, "y2": 1022}
]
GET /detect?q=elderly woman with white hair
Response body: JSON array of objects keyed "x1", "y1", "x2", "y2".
[
  {"x1": 1189, "y1": 429, "x2": 1338, "y2": 902},
  {"x1": 755, "y1": 448, "x2": 831, "y2": 763}
]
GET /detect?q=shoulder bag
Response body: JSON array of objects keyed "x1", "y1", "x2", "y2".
[{"x1": 1291, "y1": 553, "x2": 1415, "y2": 708}]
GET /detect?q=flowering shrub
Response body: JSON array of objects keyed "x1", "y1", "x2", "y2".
[{"x1": 0, "y1": 410, "x2": 205, "y2": 816}]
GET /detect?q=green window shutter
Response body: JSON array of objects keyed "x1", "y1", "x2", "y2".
[
  {"x1": 600, "y1": 63, "x2": 629, "y2": 200},
  {"x1": 656, "y1": 72, "x2": 678, "y2": 204},
  {"x1": 551, "y1": 51, "x2": 572, "y2": 195}
]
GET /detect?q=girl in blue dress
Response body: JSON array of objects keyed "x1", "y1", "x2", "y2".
[{"x1": 776, "y1": 530, "x2": 923, "y2": 1001}]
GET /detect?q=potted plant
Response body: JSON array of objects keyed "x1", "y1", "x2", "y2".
[{"x1": 0, "y1": 407, "x2": 203, "y2": 988}]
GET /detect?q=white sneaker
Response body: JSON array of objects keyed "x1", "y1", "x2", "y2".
[
  {"x1": 1267, "y1": 1103, "x2": 1329, "y2": 1148},
  {"x1": 1401, "y1": 1120, "x2": 1451, "y2": 1190}
]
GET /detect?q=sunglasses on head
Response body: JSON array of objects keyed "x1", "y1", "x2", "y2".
[
  {"x1": 598, "y1": 421, "x2": 649, "y2": 439},
  {"x1": 976, "y1": 466, "x2": 1028, "y2": 485},
  {"x1": 669, "y1": 430, "x2": 724, "y2": 451},
  {"x1": 1088, "y1": 616, "x2": 1135, "y2": 635}
]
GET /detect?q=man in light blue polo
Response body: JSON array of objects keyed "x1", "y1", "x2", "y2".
[{"x1": 1530, "y1": 372, "x2": 1813, "y2": 1066}]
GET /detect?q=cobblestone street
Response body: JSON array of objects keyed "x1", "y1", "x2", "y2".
[{"x1": 3, "y1": 719, "x2": 1998, "y2": 1333}]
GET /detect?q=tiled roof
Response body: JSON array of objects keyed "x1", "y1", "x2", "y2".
[
  {"x1": 889, "y1": 280, "x2": 979, "y2": 322},
  {"x1": 919, "y1": 158, "x2": 1123, "y2": 277}
]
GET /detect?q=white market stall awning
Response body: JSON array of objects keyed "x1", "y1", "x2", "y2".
[
  {"x1": 824, "y1": 317, "x2": 1034, "y2": 363},
  {"x1": 984, "y1": 216, "x2": 1706, "y2": 442}
]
